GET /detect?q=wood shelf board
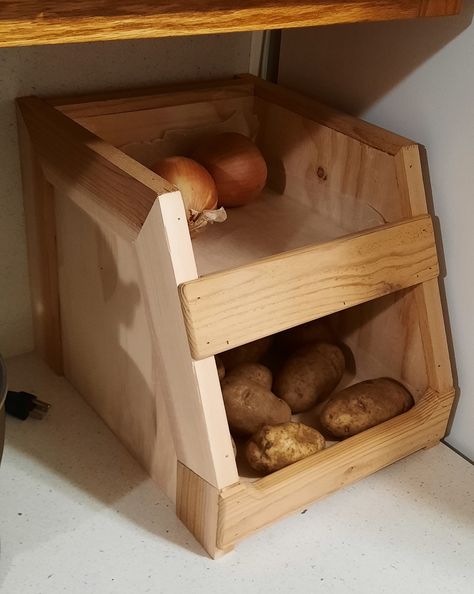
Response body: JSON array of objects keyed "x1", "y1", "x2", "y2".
[
  {"x1": 192, "y1": 187, "x2": 362, "y2": 276},
  {"x1": 0, "y1": 1, "x2": 462, "y2": 48},
  {"x1": 185, "y1": 190, "x2": 438, "y2": 360}
]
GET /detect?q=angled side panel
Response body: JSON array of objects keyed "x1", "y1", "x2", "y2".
[
  {"x1": 55, "y1": 193, "x2": 178, "y2": 501},
  {"x1": 136, "y1": 194, "x2": 238, "y2": 490}
]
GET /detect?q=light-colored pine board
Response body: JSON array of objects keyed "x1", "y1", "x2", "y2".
[
  {"x1": 217, "y1": 387, "x2": 455, "y2": 550},
  {"x1": 247, "y1": 74, "x2": 414, "y2": 155},
  {"x1": 0, "y1": 1, "x2": 461, "y2": 48},
  {"x1": 254, "y1": 96, "x2": 403, "y2": 228},
  {"x1": 333, "y1": 288, "x2": 429, "y2": 402},
  {"x1": 192, "y1": 189, "x2": 349, "y2": 276},
  {"x1": 50, "y1": 79, "x2": 254, "y2": 119},
  {"x1": 395, "y1": 143, "x2": 430, "y2": 217},
  {"x1": 180, "y1": 215, "x2": 439, "y2": 359},
  {"x1": 16, "y1": 96, "x2": 172, "y2": 240},
  {"x1": 16, "y1": 109, "x2": 63, "y2": 374},
  {"x1": 85, "y1": 96, "x2": 256, "y2": 161},
  {"x1": 176, "y1": 462, "x2": 233, "y2": 559},
  {"x1": 136, "y1": 197, "x2": 238, "y2": 489},
  {"x1": 414, "y1": 280, "x2": 453, "y2": 394},
  {"x1": 55, "y1": 194, "x2": 179, "y2": 501}
]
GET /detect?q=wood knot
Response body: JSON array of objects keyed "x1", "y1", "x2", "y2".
[{"x1": 316, "y1": 166, "x2": 327, "y2": 181}]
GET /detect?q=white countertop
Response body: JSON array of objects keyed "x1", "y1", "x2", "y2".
[{"x1": 1, "y1": 353, "x2": 473, "y2": 594}]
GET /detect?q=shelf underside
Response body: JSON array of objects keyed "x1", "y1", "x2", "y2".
[{"x1": 0, "y1": 1, "x2": 462, "y2": 48}]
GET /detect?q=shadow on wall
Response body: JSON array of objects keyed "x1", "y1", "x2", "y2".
[
  {"x1": 279, "y1": 1, "x2": 474, "y2": 116},
  {"x1": 280, "y1": 5, "x2": 474, "y2": 449}
]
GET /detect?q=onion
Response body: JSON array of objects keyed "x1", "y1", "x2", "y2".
[
  {"x1": 192, "y1": 133, "x2": 267, "y2": 207},
  {"x1": 151, "y1": 156, "x2": 220, "y2": 234}
]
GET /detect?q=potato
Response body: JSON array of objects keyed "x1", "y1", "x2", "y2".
[
  {"x1": 215, "y1": 355, "x2": 225, "y2": 381},
  {"x1": 219, "y1": 336, "x2": 273, "y2": 371},
  {"x1": 222, "y1": 378, "x2": 291, "y2": 435},
  {"x1": 320, "y1": 377, "x2": 414, "y2": 438},
  {"x1": 245, "y1": 422, "x2": 325, "y2": 474},
  {"x1": 277, "y1": 318, "x2": 336, "y2": 352},
  {"x1": 273, "y1": 342, "x2": 345, "y2": 413},
  {"x1": 223, "y1": 362, "x2": 272, "y2": 390}
]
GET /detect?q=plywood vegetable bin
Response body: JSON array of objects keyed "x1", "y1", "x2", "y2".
[{"x1": 17, "y1": 74, "x2": 455, "y2": 557}]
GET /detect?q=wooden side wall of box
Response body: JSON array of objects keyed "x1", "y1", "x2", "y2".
[{"x1": 16, "y1": 92, "x2": 238, "y2": 504}]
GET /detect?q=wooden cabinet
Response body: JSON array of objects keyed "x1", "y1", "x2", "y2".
[{"x1": 0, "y1": 1, "x2": 462, "y2": 47}]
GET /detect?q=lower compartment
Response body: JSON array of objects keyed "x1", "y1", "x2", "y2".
[
  {"x1": 220, "y1": 288, "x2": 435, "y2": 481},
  {"x1": 215, "y1": 385, "x2": 454, "y2": 550},
  {"x1": 177, "y1": 286, "x2": 454, "y2": 556}
]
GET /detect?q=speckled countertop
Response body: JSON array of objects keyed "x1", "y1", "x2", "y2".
[{"x1": 1, "y1": 353, "x2": 473, "y2": 594}]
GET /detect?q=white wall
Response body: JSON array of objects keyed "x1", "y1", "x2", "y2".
[
  {"x1": 0, "y1": 34, "x2": 250, "y2": 358},
  {"x1": 279, "y1": 3, "x2": 474, "y2": 459}
]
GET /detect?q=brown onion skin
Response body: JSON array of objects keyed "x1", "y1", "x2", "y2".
[
  {"x1": 151, "y1": 156, "x2": 218, "y2": 214},
  {"x1": 192, "y1": 132, "x2": 267, "y2": 207}
]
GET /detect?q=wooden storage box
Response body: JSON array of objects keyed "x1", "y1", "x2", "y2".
[{"x1": 17, "y1": 75, "x2": 454, "y2": 557}]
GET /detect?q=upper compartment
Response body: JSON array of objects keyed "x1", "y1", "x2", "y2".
[{"x1": 49, "y1": 75, "x2": 439, "y2": 360}]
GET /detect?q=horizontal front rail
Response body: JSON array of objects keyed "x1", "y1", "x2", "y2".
[{"x1": 180, "y1": 215, "x2": 439, "y2": 359}]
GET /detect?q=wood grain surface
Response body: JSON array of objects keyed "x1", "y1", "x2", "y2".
[
  {"x1": 17, "y1": 96, "x2": 172, "y2": 241},
  {"x1": 0, "y1": 1, "x2": 462, "y2": 48},
  {"x1": 176, "y1": 462, "x2": 233, "y2": 558},
  {"x1": 55, "y1": 194, "x2": 180, "y2": 502},
  {"x1": 50, "y1": 78, "x2": 254, "y2": 119},
  {"x1": 180, "y1": 215, "x2": 439, "y2": 359},
  {"x1": 332, "y1": 288, "x2": 429, "y2": 402},
  {"x1": 136, "y1": 198, "x2": 238, "y2": 489},
  {"x1": 247, "y1": 73, "x2": 414, "y2": 155}
]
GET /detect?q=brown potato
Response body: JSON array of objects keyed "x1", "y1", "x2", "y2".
[
  {"x1": 222, "y1": 378, "x2": 291, "y2": 435},
  {"x1": 277, "y1": 318, "x2": 336, "y2": 352},
  {"x1": 219, "y1": 336, "x2": 273, "y2": 371},
  {"x1": 215, "y1": 355, "x2": 225, "y2": 381},
  {"x1": 320, "y1": 377, "x2": 414, "y2": 438},
  {"x1": 273, "y1": 342, "x2": 345, "y2": 413},
  {"x1": 245, "y1": 422, "x2": 325, "y2": 474},
  {"x1": 223, "y1": 362, "x2": 272, "y2": 390}
]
